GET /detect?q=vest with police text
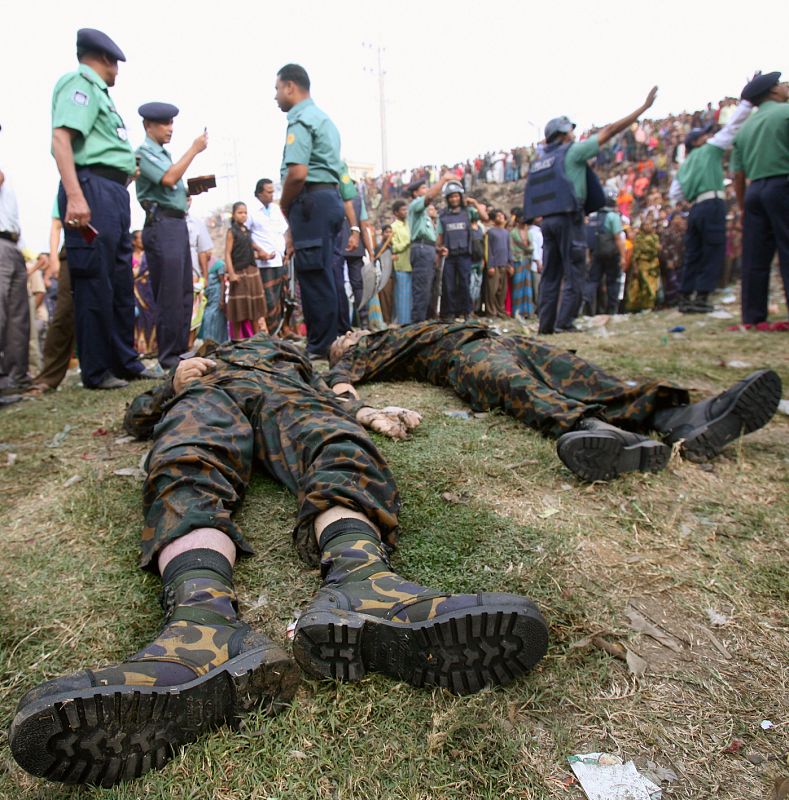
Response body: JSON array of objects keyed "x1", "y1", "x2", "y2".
[
  {"x1": 439, "y1": 208, "x2": 472, "y2": 255},
  {"x1": 523, "y1": 142, "x2": 579, "y2": 219}
]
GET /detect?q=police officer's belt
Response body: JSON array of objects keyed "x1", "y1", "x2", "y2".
[
  {"x1": 141, "y1": 202, "x2": 186, "y2": 220},
  {"x1": 0, "y1": 231, "x2": 20, "y2": 243},
  {"x1": 305, "y1": 182, "x2": 338, "y2": 192},
  {"x1": 693, "y1": 190, "x2": 726, "y2": 204},
  {"x1": 86, "y1": 165, "x2": 129, "y2": 185},
  {"x1": 412, "y1": 238, "x2": 436, "y2": 246}
]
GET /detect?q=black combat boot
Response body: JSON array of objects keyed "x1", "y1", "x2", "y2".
[
  {"x1": 9, "y1": 550, "x2": 298, "y2": 787},
  {"x1": 556, "y1": 418, "x2": 671, "y2": 481},
  {"x1": 293, "y1": 520, "x2": 549, "y2": 696},
  {"x1": 653, "y1": 369, "x2": 781, "y2": 462}
]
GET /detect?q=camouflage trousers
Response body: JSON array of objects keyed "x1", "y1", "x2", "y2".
[
  {"x1": 140, "y1": 368, "x2": 401, "y2": 572},
  {"x1": 443, "y1": 336, "x2": 689, "y2": 439}
]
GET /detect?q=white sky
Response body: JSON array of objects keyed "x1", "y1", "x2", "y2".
[{"x1": 1, "y1": 0, "x2": 786, "y2": 251}]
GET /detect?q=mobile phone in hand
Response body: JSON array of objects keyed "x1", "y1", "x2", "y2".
[{"x1": 80, "y1": 224, "x2": 99, "y2": 244}]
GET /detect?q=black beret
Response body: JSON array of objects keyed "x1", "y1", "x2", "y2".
[
  {"x1": 138, "y1": 102, "x2": 180, "y2": 122},
  {"x1": 76, "y1": 28, "x2": 126, "y2": 62},
  {"x1": 741, "y1": 71, "x2": 781, "y2": 102},
  {"x1": 685, "y1": 124, "x2": 714, "y2": 151}
]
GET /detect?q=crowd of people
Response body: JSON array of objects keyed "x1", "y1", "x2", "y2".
[{"x1": 0, "y1": 24, "x2": 787, "y2": 791}]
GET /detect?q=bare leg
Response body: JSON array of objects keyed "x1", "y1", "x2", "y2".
[{"x1": 158, "y1": 527, "x2": 237, "y2": 573}]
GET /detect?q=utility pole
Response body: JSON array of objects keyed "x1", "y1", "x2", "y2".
[{"x1": 363, "y1": 41, "x2": 389, "y2": 173}]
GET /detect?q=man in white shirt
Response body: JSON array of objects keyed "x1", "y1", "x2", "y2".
[
  {"x1": 248, "y1": 178, "x2": 289, "y2": 333},
  {"x1": 0, "y1": 131, "x2": 31, "y2": 398}
]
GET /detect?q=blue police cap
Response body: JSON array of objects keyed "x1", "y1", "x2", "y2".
[
  {"x1": 741, "y1": 71, "x2": 781, "y2": 102},
  {"x1": 76, "y1": 28, "x2": 126, "y2": 62},
  {"x1": 685, "y1": 124, "x2": 714, "y2": 151},
  {"x1": 406, "y1": 179, "x2": 426, "y2": 196},
  {"x1": 138, "y1": 102, "x2": 180, "y2": 122}
]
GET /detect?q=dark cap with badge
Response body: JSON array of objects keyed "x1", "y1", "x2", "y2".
[
  {"x1": 138, "y1": 102, "x2": 180, "y2": 122},
  {"x1": 741, "y1": 71, "x2": 781, "y2": 104},
  {"x1": 685, "y1": 124, "x2": 714, "y2": 151},
  {"x1": 406, "y1": 179, "x2": 426, "y2": 196},
  {"x1": 76, "y1": 28, "x2": 126, "y2": 62}
]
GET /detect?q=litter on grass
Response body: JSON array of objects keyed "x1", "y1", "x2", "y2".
[{"x1": 568, "y1": 753, "x2": 662, "y2": 799}]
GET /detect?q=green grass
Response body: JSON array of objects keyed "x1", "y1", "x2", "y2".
[{"x1": 1, "y1": 301, "x2": 787, "y2": 798}]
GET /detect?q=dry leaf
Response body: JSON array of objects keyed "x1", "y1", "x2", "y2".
[
  {"x1": 626, "y1": 607, "x2": 683, "y2": 653},
  {"x1": 706, "y1": 608, "x2": 729, "y2": 626},
  {"x1": 625, "y1": 648, "x2": 648, "y2": 676}
]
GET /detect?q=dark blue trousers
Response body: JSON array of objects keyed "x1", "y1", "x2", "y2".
[
  {"x1": 143, "y1": 215, "x2": 192, "y2": 369},
  {"x1": 584, "y1": 253, "x2": 621, "y2": 315},
  {"x1": 680, "y1": 197, "x2": 726, "y2": 295},
  {"x1": 741, "y1": 175, "x2": 789, "y2": 324},
  {"x1": 289, "y1": 188, "x2": 345, "y2": 356},
  {"x1": 441, "y1": 253, "x2": 472, "y2": 317},
  {"x1": 410, "y1": 242, "x2": 436, "y2": 322},
  {"x1": 538, "y1": 213, "x2": 586, "y2": 333},
  {"x1": 59, "y1": 171, "x2": 141, "y2": 388}
]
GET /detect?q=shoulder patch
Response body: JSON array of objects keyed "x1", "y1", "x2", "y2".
[
  {"x1": 341, "y1": 174, "x2": 351, "y2": 184},
  {"x1": 286, "y1": 133, "x2": 296, "y2": 145},
  {"x1": 72, "y1": 90, "x2": 89, "y2": 107}
]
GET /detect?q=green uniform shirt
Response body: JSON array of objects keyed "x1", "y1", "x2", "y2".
[
  {"x1": 280, "y1": 98, "x2": 343, "y2": 183},
  {"x1": 565, "y1": 134, "x2": 600, "y2": 203},
  {"x1": 731, "y1": 100, "x2": 789, "y2": 180},
  {"x1": 677, "y1": 144, "x2": 725, "y2": 201},
  {"x1": 407, "y1": 196, "x2": 437, "y2": 244},
  {"x1": 603, "y1": 209, "x2": 623, "y2": 235},
  {"x1": 51, "y1": 64, "x2": 135, "y2": 174},
  {"x1": 339, "y1": 162, "x2": 357, "y2": 201},
  {"x1": 135, "y1": 136, "x2": 188, "y2": 212}
]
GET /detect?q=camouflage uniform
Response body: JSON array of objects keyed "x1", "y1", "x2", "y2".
[
  {"x1": 325, "y1": 321, "x2": 689, "y2": 439},
  {"x1": 124, "y1": 335, "x2": 401, "y2": 570}
]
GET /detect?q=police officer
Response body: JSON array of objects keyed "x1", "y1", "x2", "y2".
[
  {"x1": 582, "y1": 190, "x2": 626, "y2": 315},
  {"x1": 51, "y1": 29, "x2": 152, "y2": 389},
  {"x1": 275, "y1": 64, "x2": 347, "y2": 358},
  {"x1": 436, "y1": 181, "x2": 488, "y2": 320},
  {"x1": 406, "y1": 173, "x2": 456, "y2": 322},
  {"x1": 523, "y1": 87, "x2": 658, "y2": 334},
  {"x1": 135, "y1": 103, "x2": 208, "y2": 370},
  {"x1": 333, "y1": 162, "x2": 369, "y2": 332},
  {"x1": 731, "y1": 71, "x2": 789, "y2": 325},
  {"x1": 668, "y1": 96, "x2": 753, "y2": 313}
]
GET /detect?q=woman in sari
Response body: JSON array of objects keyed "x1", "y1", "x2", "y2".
[{"x1": 132, "y1": 230, "x2": 156, "y2": 356}]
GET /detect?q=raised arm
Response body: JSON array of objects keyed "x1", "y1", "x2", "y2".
[{"x1": 597, "y1": 87, "x2": 658, "y2": 147}]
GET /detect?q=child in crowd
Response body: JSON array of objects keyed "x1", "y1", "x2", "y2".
[
  {"x1": 484, "y1": 209, "x2": 511, "y2": 318},
  {"x1": 626, "y1": 218, "x2": 662, "y2": 311},
  {"x1": 224, "y1": 202, "x2": 267, "y2": 340},
  {"x1": 199, "y1": 258, "x2": 229, "y2": 344}
]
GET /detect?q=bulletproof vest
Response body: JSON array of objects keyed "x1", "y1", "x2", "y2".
[
  {"x1": 523, "y1": 141, "x2": 579, "y2": 219},
  {"x1": 439, "y1": 208, "x2": 471, "y2": 255},
  {"x1": 338, "y1": 194, "x2": 365, "y2": 258}
]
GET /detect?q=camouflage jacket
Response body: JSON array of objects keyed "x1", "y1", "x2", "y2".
[{"x1": 324, "y1": 321, "x2": 494, "y2": 389}]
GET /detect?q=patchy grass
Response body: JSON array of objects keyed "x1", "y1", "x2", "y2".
[{"x1": 1, "y1": 297, "x2": 787, "y2": 799}]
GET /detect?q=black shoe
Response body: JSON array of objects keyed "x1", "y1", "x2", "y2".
[
  {"x1": 90, "y1": 375, "x2": 129, "y2": 390},
  {"x1": 8, "y1": 630, "x2": 298, "y2": 787},
  {"x1": 0, "y1": 393, "x2": 22, "y2": 407},
  {"x1": 653, "y1": 369, "x2": 781, "y2": 462},
  {"x1": 555, "y1": 324, "x2": 580, "y2": 333},
  {"x1": 678, "y1": 293, "x2": 695, "y2": 313},
  {"x1": 556, "y1": 418, "x2": 671, "y2": 481}
]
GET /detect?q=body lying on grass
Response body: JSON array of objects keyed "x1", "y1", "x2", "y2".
[
  {"x1": 327, "y1": 321, "x2": 782, "y2": 482},
  {"x1": 9, "y1": 332, "x2": 549, "y2": 788}
]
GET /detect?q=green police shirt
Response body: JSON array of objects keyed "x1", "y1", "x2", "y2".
[
  {"x1": 603, "y1": 209, "x2": 623, "y2": 235},
  {"x1": 564, "y1": 134, "x2": 600, "y2": 203},
  {"x1": 51, "y1": 64, "x2": 135, "y2": 174},
  {"x1": 407, "y1": 196, "x2": 437, "y2": 244},
  {"x1": 135, "y1": 136, "x2": 188, "y2": 212},
  {"x1": 279, "y1": 98, "x2": 343, "y2": 184},
  {"x1": 339, "y1": 162, "x2": 357, "y2": 201},
  {"x1": 677, "y1": 144, "x2": 725, "y2": 201},
  {"x1": 731, "y1": 100, "x2": 789, "y2": 180}
]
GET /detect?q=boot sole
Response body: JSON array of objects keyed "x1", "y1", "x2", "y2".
[
  {"x1": 680, "y1": 369, "x2": 782, "y2": 462},
  {"x1": 9, "y1": 644, "x2": 299, "y2": 787},
  {"x1": 556, "y1": 431, "x2": 670, "y2": 482},
  {"x1": 292, "y1": 602, "x2": 548, "y2": 696}
]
